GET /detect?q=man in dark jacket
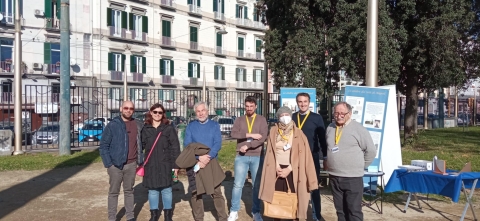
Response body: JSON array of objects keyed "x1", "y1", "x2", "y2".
[{"x1": 100, "y1": 101, "x2": 144, "y2": 221}]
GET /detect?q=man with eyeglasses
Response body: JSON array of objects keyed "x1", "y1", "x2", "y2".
[
  {"x1": 292, "y1": 92, "x2": 327, "y2": 221},
  {"x1": 326, "y1": 101, "x2": 376, "y2": 221},
  {"x1": 100, "y1": 101, "x2": 144, "y2": 221}
]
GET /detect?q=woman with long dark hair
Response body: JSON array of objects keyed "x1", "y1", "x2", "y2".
[{"x1": 142, "y1": 103, "x2": 181, "y2": 221}]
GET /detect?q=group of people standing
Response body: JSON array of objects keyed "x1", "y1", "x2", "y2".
[{"x1": 99, "y1": 92, "x2": 376, "y2": 221}]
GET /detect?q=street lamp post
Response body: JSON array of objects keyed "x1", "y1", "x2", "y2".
[{"x1": 366, "y1": 0, "x2": 378, "y2": 87}]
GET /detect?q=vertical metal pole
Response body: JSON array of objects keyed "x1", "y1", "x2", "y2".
[
  {"x1": 366, "y1": 0, "x2": 378, "y2": 87},
  {"x1": 202, "y1": 66, "x2": 206, "y2": 102},
  {"x1": 263, "y1": 62, "x2": 268, "y2": 118},
  {"x1": 13, "y1": 0, "x2": 23, "y2": 155},
  {"x1": 474, "y1": 84, "x2": 476, "y2": 126},
  {"x1": 59, "y1": 0, "x2": 71, "y2": 155},
  {"x1": 123, "y1": 56, "x2": 128, "y2": 101}
]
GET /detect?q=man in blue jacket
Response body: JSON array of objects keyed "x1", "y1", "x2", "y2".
[
  {"x1": 100, "y1": 101, "x2": 144, "y2": 221},
  {"x1": 184, "y1": 101, "x2": 227, "y2": 221}
]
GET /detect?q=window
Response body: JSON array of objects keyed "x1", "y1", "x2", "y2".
[
  {"x1": 253, "y1": 7, "x2": 264, "y2": 22},
  {"x1": 0, "y1": 39, "x2": 12, "y2": 71},
  {"x1": 237, "y1": 36, "x2": 245, "y2": 57},
  {"x1": 159, "y1": 89, "x2": 175, "y2": 101},
  {"x1": 255, "y1": 39, "x2": 262, "y2": 53},
  {"x1": 161, "y1": 20, "x2": 172, "y2": 45},
  {"x1": 216, "y1": 32, "x2": 222, "y2": 53},
  {"x1": 160, "y1": 59, "x2": 174, "y2": 76},
  {"x1": 1, "y1": 0, "x2": 22, "y2": 24},
  {"x1": 235, "y1": 68, "x2": 246, "y2": 82},
  {"x1": 44, "y1": 0, "x2": 60, "y2": 28},
  {"x1": 213, "y1": 0, "x2": 224, "y2": 14},
  {"x1": 188, "y1": 62, "x2": 200, "y2": 78},
  {"x1": 253, "y1": 69, "x2": 263, "y2": 82},
  {"x1": 108, "y1": 52, "x2": 125, "y2": 72},
  {"x1": 129, "y1": 13, "x2": 148, "y2": 40},
  {"x1": 190, "y1": 26, "x2": 198, "y2": 50},
  {"x1": 214, "y1": 65, "x2": 225, "y2": 80},
  {"x1": 187, "y1": 0, "x2": 201, "y2": 7},
  {"x1": 235, "y1": 4, "x2": 247, "y2": 19},
  {"x1": 130, "y1": 88, "x2": 147, "y2": 100},
  {"x1": 130, "y1": 55, "x2": 146, "y2": 74},
  {"x1": 108, "y1": 88, "x2": 123, "y2": 100},
  {"x1": 44, "y1": 43, "x2": 60, "y2": 73},
  {"x1": 107, "y1": 8, "x2": 127, "y2": 37}
]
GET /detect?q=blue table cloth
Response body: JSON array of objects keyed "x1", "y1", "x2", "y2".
[{"x1": 385, "y1": 169, "x2": 480, "y2": 203}]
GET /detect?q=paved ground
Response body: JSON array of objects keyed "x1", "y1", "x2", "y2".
[{"x1": 0, "y1": 162, "x2": 478, "y2": 221}]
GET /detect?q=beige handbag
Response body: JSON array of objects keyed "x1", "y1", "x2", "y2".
[{"x1": 263, "y1": 177, "x2": 298, "y2": 219}]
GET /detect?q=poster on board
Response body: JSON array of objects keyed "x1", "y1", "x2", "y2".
[{"x1": 280, "y1": 88, "x2": 317, "y2": 112}]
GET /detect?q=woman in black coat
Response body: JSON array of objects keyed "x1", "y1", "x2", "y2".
[{"x1": 142, "y1": 103, "x2": 181, "y2": 221}]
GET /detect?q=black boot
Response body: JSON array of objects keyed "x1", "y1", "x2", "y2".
[
  {"x1": 149, "y1": 209, "x2": 159, "y2": 221},
  {"x1": 163, "y1": 209, "x2": 173, "y2": 221}
]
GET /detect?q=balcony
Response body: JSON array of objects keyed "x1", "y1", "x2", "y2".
[
  {"x1": 1, "y1": 92, "x2": 12, "y2": 103},
  {"x1": 1, "y1": 13, "x2": 24, "y2": 26},
  {"x1": 129, "y1": 73, "x2": 150, "y2": 83},
  {"x1": 237, "y1": 50, "x2": 244, "y2": 57},
  {"x1": 132, "y1": 31, "x2": 147, "y2": 42},
  {"x1": 0, "y1": 93, "x2": 60, "y2": 104},
  {"x1": 236, "y1": 81, "x2": 263, "y2": 90},
  {"x1": 45, "y1": 18, "x2": 60, "y2": 31},
  {"x1": 237, "y1": 51, "x2": 264, "y2": 61},
  {"x1": 108, "y1": 26, "x2": 126, "y2": 39},
  {"x1": 48, "y1": 63, "x2": 61, "y2": 74},
  {"x1": 235, "y1": 18, "x2": 267, "y2": 31},
  {"x1": 214, "y1": 12, "x2": 225, "y2": 22},
  {"x1": 161, "y1": 36, "x2": 176, "y2": 48},
  {"x1": 215, "y1": 46, "x2": 225, "y2": 55},
  {"x1": 110, "y1": 71, "x2": 123, "y2": 81},
  {"x1": 159, "y1": 75, "x2": 178, "y2": 85},
  {"x1": 190, "y1": 41, "x2": 199, "y2": 51},
  {"x1": 188, "y1": 4, "x2": 202, "y2": 15},
  {"x1": 160, "y1": 0, "x2": 176, "y2": 9},
  {"x1": 214, "y1": 80, "x2": 227, "y2": 88},
  {"x1": 0, "y1": 61, "x2": 13, "y2": 74},
  {"x1": 256, "y1": 52, "x2": 264, "y2": 60},
  {"x1": 182, "y1": 78, "x2": 203, "y2": 87}
]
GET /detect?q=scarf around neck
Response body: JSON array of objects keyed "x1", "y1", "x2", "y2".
[{"x1": 276, "y1": 121, "x2": 294, "y2": 142}]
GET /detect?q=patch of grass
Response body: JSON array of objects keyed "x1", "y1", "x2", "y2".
[
  {"x1": 0, "y1": 150, "x2": 102, "y2": 171},
  {"x1": 218, "y1": 140, "x2": 237, "y2": 172}
]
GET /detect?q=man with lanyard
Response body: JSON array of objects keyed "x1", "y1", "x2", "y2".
[
  {"x1": 228, "y1": 96, "x2": 268, "y2": 221},
  {"x1": 292, "y1": 92, "x2": 327, "y2": 221}
]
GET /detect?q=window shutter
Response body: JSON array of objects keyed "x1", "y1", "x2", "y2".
[
  {"x1": 244, "y1": 6, "x2": 248, "y2": 19},
  {"x1": 0, "y1": 1, "x2": 4, "y2": 14},
  {"x1": 56, "y1": 0, "x2": 61, "y2": 19},
  {"x1": 221, "y1": 0, "x2": 224, "y2": 13},
  {"x1": 214, "y1": 66, "x2": 218, "y2": 79},
  {"x1": 188, "y1": 62, "x2": 193, "y2": 77},
  {"x1": 253, "y1": 8, "x2": 257, "y2": 21},
  {"x1": 171, "y1": 90, "x2": 175, "y2": 100},
  {"x1": 158, "y1": 90, "x2": 164, "y2": 100},
  {"x1": 197, "y1": 63, "x2": 200, "y2": 78},
  {"x1": 222, "y1": 66, "x2": 225, "y2": 80},
  {"x1": 197, "y1": 0, "x2": 201, "y2": 7},
  {"x1": 121, "y1": 54, "x2": 126, "y2": 71},
  {"x1": 45, "y1": 0, "x2": 52, "y2": 18},
  {"x1": 190, "y1": 26, "x2": 195, "y2": 42},
  {"x1": 170, "y1": 60, "x2": 174, "y2": 76},
  {"x1": 261, "y1": 70, "x2": 264, "y2": 82},
  {"x1": 128, "y1": 13, "x2": 133, "y2": 30},
  {"x1": 161, "y1": 20, "x2": 166, "y2": 36},
  {"x1": 142, "y1": 89, "x2": 147, "y2": 99},
  {"x1": 121, "y1": 11, "x2": 127, "y2": 29},
  {"x1": 130, "y1": 55, "x2": 135, "y2": 73},
  {"x1": 108, "y1": 52, "x2": 113, "y2": 70},
  {"x1": 235, "y1": 4, "x2": 239, "y2": 18},
  {"x1": 235, "y1": 68, "x2": 239, "y2": 81},
  {"x1": 213, "y1": 0, "x2": 218, "y2": 12},
  {"x1": 142, "y1": 57, "x2": 146, "y2": 73},
  {"x1": 130, "y1": 88, "x2": 135, "y2": 100},
  {"x1": 108, "y1": 88, "x2": 113, "y2": 99},
  {"x1": 216, "y1": 32, "x2": 222, "y2": 47},
  {"x1": 106, "y1": 8, "x2": 112, "y2": 26},
  {"x1": 160, "y1": 59, "x2": 165, "y2": 75},
  {"x1": 243, "y1": 69, "x2": 246, "y2": 81},
  {"x1": 166, "y1": 20, "x2": 171, "y2": 37},
  {"x1": 256, "y1": 39, "x2": 262, "y2": 52},
  {"x1": 253, "y1": 69, "x2": 256, "y2": 82},
  {"x1": 142, "y1": 16, "x2": 148, "y2": 33},
  {"x1": 238, "y1": 37, "x2": 244, "y2": 50},
  {"x1": 44, "y1": 42, "x2": 51, "y2": 64},
  {"x1": 188, "y1": 0, "x2": 192, "y2": 4}
]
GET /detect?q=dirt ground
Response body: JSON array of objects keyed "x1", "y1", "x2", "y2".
[{"x1": 0, "y1": 162, "x2": 478, "y2": 221}]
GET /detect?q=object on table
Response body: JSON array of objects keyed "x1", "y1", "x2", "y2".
[
  {"x1": 397, "y1": 165, "x2": 424, "y2": 171},
  {"x1": 433, "y1": 159, "x2": 447, "y2": 175},
  {"x1": 449, "y1": 162, "x2": 472, "y2": 176},
  {"x1": 411, "y1": 160, "x2": 433, "y2": 170}
]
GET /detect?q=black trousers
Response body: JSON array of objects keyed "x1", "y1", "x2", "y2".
[{"x1": 329, "y1": 176, "x2": 364, "y2": 221}]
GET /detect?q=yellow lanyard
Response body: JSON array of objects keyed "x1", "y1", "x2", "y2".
[
  {"x1": 246, "y1": 114, "x2": 257, "y2": 133},
  {"x1": 297, "y1": 111, "x2": 310, "y2": 129},
  {"x1": 335, "y1": 126, "x2": 343, "y2": 145},
  {"x1": 278, "y1": 129, "x2": 291, "y2": 142}
]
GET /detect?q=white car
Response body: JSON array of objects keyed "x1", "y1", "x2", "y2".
[{"x1": 213, "y1": 116, "x2": 234, "y2": 136}]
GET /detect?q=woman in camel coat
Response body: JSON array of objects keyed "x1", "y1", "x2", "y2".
[{"x1": 258, "y1": 106, "x2": 318, "y2": 220}]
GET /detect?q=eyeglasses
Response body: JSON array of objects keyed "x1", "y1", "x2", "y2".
[
  {"x1": 123, "y1": 107, "x2": 134, "y2": 111},
  {"x1": 334, "y1": 112, "x2": 350, "y2": 117},
  {"x1": 152, "y1": 111, "x2": 163, "y2": 115}
]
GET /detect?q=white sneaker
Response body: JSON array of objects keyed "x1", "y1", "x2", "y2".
[
  {"x1": 252, "y1": 212, "x2": 263, "y2": 221},
  {"x1": 228, "y1": 211, "x2": 238, "y2": 221}
]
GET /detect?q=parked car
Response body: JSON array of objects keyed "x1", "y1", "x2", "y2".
[
  {"x1": 32, "y1": 123, "x2": 60, "y2": 145},
  {"x1": 0, "y1": 120, "x2": 34, "y2": 145},
  {"x1": 73, "y1": 117, "x2": 111, "y2": 133},
  {"x1": 213, "y1": 116, "x2": 234, "y2": 136},
  {"x1": 78, "y1": 121, "x2": 104, "y2": 142},
  {"x1": 457, "y1": 113, "x2": 472, "y2": 126},
  {"x1": 168, "y1": 116, "x2": 186, "y2": 127}
]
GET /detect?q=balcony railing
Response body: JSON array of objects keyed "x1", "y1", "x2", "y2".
[
  {"x1": 236, "y1": 18, "x2": 267, "y2": 30},
  {"x1": 160, "y1": 0, "x2": 175, "y2": 8},
  {"x1": 50, "y1": 64, "x2": 60, "y2": 74},
  {"x1": 1, "y1": 92, "x2": 12, "y2": 103},
  {"x1": 0, "y1": 61, "x2": 13, "y2": 73},
  {"x1": 109, "y1": 26, "x2": 126, "y2": 38},
  {"x1": 214, "y1": 12, "x2": 225, "y2": 21},
  {"x1": 161, "y1": 36, "x2": 176, "y2": 47},
  {"x1": 237, "y1": 50, "x2": 244, "y2": 57},
  {"x1": 110, "y1": 71, "x2": 123, "y2": 81},
  {"x1": 236, "y1": 81, "x2": 263, "y2": 89},
  {"x1": 215, "y1": 46, "x2": 224, "y2": 55},
  {"x1": 188, "y1": 4, "x2": 202, "y2": 15},
  {"x1": 45, "y1": 18, "x2": 60, "y2": 30},
  {"x1": 132, "y1": 31, "x2": 147, "y2": 42},
  {"x1": 0, "y1": 93, "x2": 63, "y2": 104},
  {"x1": 190, "y1": 41, "x2": 198, "y2": 50},
  {"x1": 159, "y1": 75, "x2": 177, "y2": 84},
  {"x1": 130, "y1": 73, "x2": 144, "y2": 82},
  {"x1": 183, "y1": 78, "x2": 203, "y2": 86},
  {"x1": 215, "y1": 80, "x2": 226, "y2": 87},
  {"x1": 256, "y1": 52, "x2": 264, "y2": 60}
]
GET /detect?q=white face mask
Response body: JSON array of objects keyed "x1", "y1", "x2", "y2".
[{"x1": 279, "y1": 115, "x2": 292, "y2": 124}]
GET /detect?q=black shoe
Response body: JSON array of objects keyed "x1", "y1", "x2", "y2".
[
  {"x1": 163, "y1": 209, "x2": 173, "y2": 221},
  {"x1": 149, "y1": 209, "x2": 160, "y2": 221}
]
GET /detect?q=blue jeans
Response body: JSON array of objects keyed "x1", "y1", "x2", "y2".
[
  {"x1": 311, "y1": 152, "x2": 322, "y2": 219},
  {"x1": 230, "y1": 155, "x2": 262, "y2": 213},
  {"x1": 148, "y1": 186, "x2": 173, "y2": 210}
]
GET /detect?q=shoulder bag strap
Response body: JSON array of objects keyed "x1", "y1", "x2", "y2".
[{"x1": 143, "y1": 131, "x2": 163, "y2": 165}]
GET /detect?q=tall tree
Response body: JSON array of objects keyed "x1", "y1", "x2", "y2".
[{"x1": 263, "y1": 0, "x2": 331, "y2": 96}]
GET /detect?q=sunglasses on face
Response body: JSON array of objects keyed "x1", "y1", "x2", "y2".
[
  {"x1": 152, "y1": 111, "x2": 163, "y2": 115},
  {"x1": 123, "y1": 107, "x2": 134, "y2": 111}
]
